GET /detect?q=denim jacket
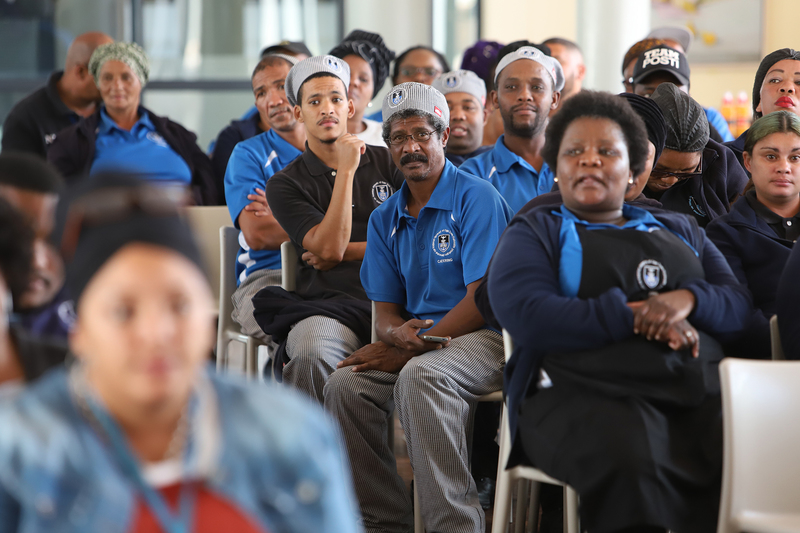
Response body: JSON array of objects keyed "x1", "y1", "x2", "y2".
[{"x1": 0, "y1": 367, "x2": 362, "y2": 533}]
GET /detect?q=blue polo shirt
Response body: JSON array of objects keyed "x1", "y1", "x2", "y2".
[
  {"x1": 225, "y1": 128, "x2": 302, "y2": 284},
  {"x1": 91, "y1": 107, "x2": 192, "y2": 184},
  {"x1": 459, "y1": 134, "x2": 554, "y2": 213},
  {"x1": 361, "y1": 160, "x2": 512, "y2": 327}
]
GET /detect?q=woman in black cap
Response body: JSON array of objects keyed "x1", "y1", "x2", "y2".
[
  {"x1": 0, "y1": 174, "x2": 360, "y2": 533},
  {"x1": 487, "y1": 91, "x2": 751, "y2": 533},
  {"x1": 646, "y1": 83, "x2": 748, "y2": 226},
  {"x1": 330, "y1": 30, "x2": 395, "y2": 147},
  {"x1": 725, "y1": 48, "x2": 800, "y2": 168},
  {"x1": 707, "y1": 110, "x2": 800, "y2": 359}
]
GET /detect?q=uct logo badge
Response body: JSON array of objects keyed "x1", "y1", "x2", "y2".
[
  {"x1": 371, "y1": 181, "x2": 393, "y2": 204},
  {"x1": 146, "y1": 131, "x2": 169, "y2": 148},
  {"x1": 445, "y1": 75, "x2": 459, "y2": 88},
  {"x1": 326, "y1": 57, "x2": 341, "y2": 72},
  {"x1": 520, "y1": 48, "x2": 537, "y2": 58},
  {"x1": 389, "y1": 89, "x2": 405, "y2": 107},
  {"x1": 636, "y1": 260, "x2": 667, "y2": 291},
  {"x1": 433, "y1": 229, "x2": 456, "y2": 257}
]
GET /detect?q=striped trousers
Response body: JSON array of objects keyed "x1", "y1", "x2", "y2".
[
  {"x1": 324, "y1": 328, "x2": 504, "y2": 533},
  {"x1": 231, "y1": 268, "x2": 282, "y2": 342}
]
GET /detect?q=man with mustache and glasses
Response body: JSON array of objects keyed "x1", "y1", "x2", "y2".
[
  {"x1": 223, "y1": 54, "x2": 307, "y2": 342},
  {"x1": 461, "y1": 46, "x2": 564, "y2": 212},
  {"x1": 324, "y1": 82, "x2": 511, "y2": 533},
  {"x1": 261, "y1": 56, "x2": 404, "y2": 399}
]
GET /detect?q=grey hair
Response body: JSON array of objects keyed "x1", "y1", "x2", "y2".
[{"x1": 382, "y1": 109, "x2": 447, "y2": 144}]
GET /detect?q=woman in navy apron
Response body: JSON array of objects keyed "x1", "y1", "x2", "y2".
[{"x1": 487, "y1": 91, "x2": 752, "y2": 533}]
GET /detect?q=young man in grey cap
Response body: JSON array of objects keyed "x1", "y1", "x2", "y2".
[
  {"x1": 460, "y1": 46, "x2": 563, "y2": 212},
  {"x1": 432, "y1": 69, "x2": 492, "y2": 166},
  {"x1": 263, "y1": 55, "x2": 404, "y2": 401},
  {"x1": 325, "y1": 82, "x2": 512, "y2": 533}
]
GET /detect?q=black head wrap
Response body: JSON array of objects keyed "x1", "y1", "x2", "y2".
[
  {"x1": 618, "y1": 92, "x2": 668, "y2": 164},
  {"x1": 752, "y1": 48, "x2": 800, "y2": 119},
  {"x1": 651, "y1": 83, "x2": 709, "y2": 153},
  {"x1": 58, "y1": 173, "x2": 204, "y2": 307},
  {"x1": 330, "y1": 30, "x2": 395, "y2": 98}
]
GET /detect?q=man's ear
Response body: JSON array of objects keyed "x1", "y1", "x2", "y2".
[
  {"x1": 294, "y1": 104, "x2": 304, "y2": 123},
  {"x1": 347, "y1": 99, "x2": 355, "y2": 119},
  {"x1": 551, "y1": 90, "x2": 561, "y2": 111}
]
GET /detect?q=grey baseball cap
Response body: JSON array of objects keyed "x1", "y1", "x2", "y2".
[
  {"x1": 494, "y1": 46, "x2": 565, "y2": 93},
  {"x1": 382, "y1": 82, "x2": 449, "y2": 127},
  {"x1": 646, "y1": 26, "x2": 692, "y2": 53},
  {"x1": 285, "y1": 55, "x2": 350, "y2": 107},
  {"x1": 432, "y1": 69, "x2": 487, "y2": 106}
]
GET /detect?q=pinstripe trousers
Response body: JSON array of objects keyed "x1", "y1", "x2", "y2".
[
  {"x1": 324, "y1": 328, "x2": 504, "y2": 533},
  {"x1": 283, "y1": 315, "x2": 364, "y2": 402},
  {"x1": 231, "y1": 268, "x2": 282, "y2": 342}
]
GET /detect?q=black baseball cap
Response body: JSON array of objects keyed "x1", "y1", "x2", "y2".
[
  {"x1": 632, "y1": 45, "x2": 690, "y2": 87},
  {"x1": 260, "y1": 40, "x2": 313, "y2": 59}
]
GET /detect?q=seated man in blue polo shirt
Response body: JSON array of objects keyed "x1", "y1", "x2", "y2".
[
  {"x1": 324, "y1": 83, "x2": 512, "y2": 533},
  {"x1": 224, "y1": 54, "x2": 306, "y2": 340},
  {"x1": 460, "y1": 46, "x2": 563, "y2": 212}
]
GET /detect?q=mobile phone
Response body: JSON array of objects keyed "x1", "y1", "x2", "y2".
[{"x1": 418, "y1": 334, "x2": 449, "y2": 343}]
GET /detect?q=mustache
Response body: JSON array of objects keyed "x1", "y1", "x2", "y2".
[
  {"x1": 269, "y1": 107, "x2": 292, "y2": 117},
  {"x1": 400, "y1": 153, "x2": 429, "y2": 166},
  {"x1": 317, "y1": 116, "x2": 339, "y2": 125},
  {"x1": 511, "y1": 103, "x2": 538, "y2": 113}
]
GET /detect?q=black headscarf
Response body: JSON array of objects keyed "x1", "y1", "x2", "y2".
[
  {"x1": 752, "y1": 48, "x2": 800, "y2": 119},
  {"x1": 618, "y1": 92, "x2": 668, "y2": 164},
  {"x1": 330, "y1": 30, "x2": 395, "y2": 99},
  {"x1": 58, "y1": 173, "x2": 204, "y2": 306}
]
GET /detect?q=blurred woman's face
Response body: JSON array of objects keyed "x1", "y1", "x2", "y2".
[
  {"x1": 395, "y1": 49, "x2": 444, "y2": 85},
  {"x1": 558, "y1": 117, "x2": 632, "y2": 213},
  {"x1": 744, "y1": 131, "x2": 800, "y2": 204},
  {"x1": 98, "y1": 60, "x2": 142, "y2": 116},
  {"x1": 70, "y1": 243, "x2": 214, "y2": 410},
  {"x1": 343, "y1": 54, "x2": 374, "y2": 117}
]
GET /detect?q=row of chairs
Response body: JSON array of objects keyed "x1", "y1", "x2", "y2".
[{"x1": 187, "y1": 208, "x2": 799, "y2": 533}]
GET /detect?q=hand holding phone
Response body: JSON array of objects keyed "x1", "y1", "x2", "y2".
[{"x1": 418, "y1": 334, "x2": 450, "y2": 343}]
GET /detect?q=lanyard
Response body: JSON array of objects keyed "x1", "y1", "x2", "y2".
[{"x1": 85, "y1": 397, "x2": 198, "y2": 533}]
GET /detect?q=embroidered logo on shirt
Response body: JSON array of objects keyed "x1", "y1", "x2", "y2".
[
  {"x1": 433, "y1": 229, "x2": 456, "y2": 258},
  {"x1": 636, "y1": 260, "x2": 667, "y2": 291},
  {"x1": 146, "y1": 131, "x2": 169, "y2": 148},
  {"x1": 371, "y1": 181, "x2": 393, "y2": 204},
  {"x1": 44, "y1": 133, "x2": 57, "y2": 145},
  {"x1": 688, "y1": 196, "x2": 708, "y2": 218}
]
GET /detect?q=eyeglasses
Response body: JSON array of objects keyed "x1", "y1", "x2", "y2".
[
  {"x1": 399, "y1": 66, "x2": 441, "y2": 78},
  {"x1": 388, "y1": 130, "x2": 436, "y2": 146},
  {"x1": 60, "y1": 184, "x2": 190, "y2": 260},
  {"x1": 649, "y1": 157, "x2": 703, "y2": 181}
]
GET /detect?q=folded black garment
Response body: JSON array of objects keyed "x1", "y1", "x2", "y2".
[{"x1": 252, "y1": 286, "x2": 371, "y2": 381}]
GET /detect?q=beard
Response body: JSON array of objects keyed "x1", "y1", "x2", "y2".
[{"x1": 502, "y1": 104, "x2": 548, "y2": 139}]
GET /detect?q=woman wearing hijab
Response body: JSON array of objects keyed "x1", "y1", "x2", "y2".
[
  {"x1": 0, "y1": 175, "x2": 359, "y2": 532},
  {"x1": 48, "y1": 43, "x2": 219, "y2": 205},
  {"x1": 726, "y1": 48, "x2": 800, "y2": 168},
  {"x1": 706, "y1": 110, "x2": 800, "y2": 359},
  {"x1": 329, "y1": 30, "x2": 395, "y2": 147},
  {"x1": 644, "y1": 83, "x2": 748, "y2": 226}
]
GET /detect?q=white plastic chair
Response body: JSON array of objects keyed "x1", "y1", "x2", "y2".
[
  {"x1": 490, "y1": 329, "x2": 579, "y2": 533},
  {"x1": 718, "y1": 358, "x2": 800, "y2": 533},
  {"x1": 770, "y1": 315, "x2": 785, "y2": 361},
  {"x1": 215, "y1": 226, "x2": 265, "y2": 376},
  {"x1": 182, "y1": 205, "x2": 233, "y2": 312}
]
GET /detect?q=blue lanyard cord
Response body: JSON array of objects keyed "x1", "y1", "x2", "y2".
[{"x1": 85, "y1": 397, "x2": 199, "y2": 533}]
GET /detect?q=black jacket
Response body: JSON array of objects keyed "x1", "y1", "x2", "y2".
[
  {"x1": 47, "y1": 106, "x2": 221, "y2": 205},
  {"x1": 706, "y1": 193, "x2": 795, "y2": 358},
  {"x1": 1, "y1": 72, "x2": 81, "y2": 158}
]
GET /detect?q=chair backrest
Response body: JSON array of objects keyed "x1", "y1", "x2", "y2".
[
  {"x1": 770, "y1": 315, "x2": 785, "y2": 361},
  {"x1": 718, "y1": 358, "x2": 800, "y2": 533},
  {"x1": 280, "y1": 241, "x2": 297, "y2": 292},
  {"x1": 502, "y1": 329, "x2": 514, "y2": 363},
  {"x1": 183, "y1": 206, "x2": 234, "y2": 307}
]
